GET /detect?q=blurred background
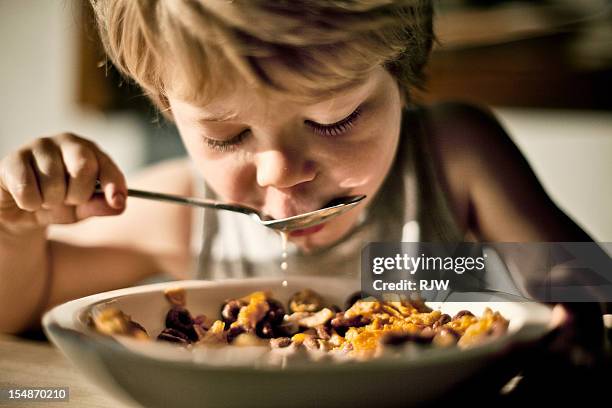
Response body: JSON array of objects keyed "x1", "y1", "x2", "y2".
[{"x1": 0, "y1": 0, "x2": 611, "y2": 240}]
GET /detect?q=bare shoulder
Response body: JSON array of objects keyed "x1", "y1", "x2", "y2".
[
  {"x1": 49, "y1": 156, "x2": 196, "y2": 276},
  {"x1": 415, "y1": 101, "x2": 507, "y2": 235},
  {"x1": 422, "y1": 101, "x2": 516, "y2": 199},
  {"x1": 419, "y1": 101, "x2": 589, "y2": 241},
  {"x1": 423, "y1": 101, "x2": 511, "y2": 168}
]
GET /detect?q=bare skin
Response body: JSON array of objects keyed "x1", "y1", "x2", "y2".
[{"x1": 0, "y1": 67, "x2": 598, "y2": 334}]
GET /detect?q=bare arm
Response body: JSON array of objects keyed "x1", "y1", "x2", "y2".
[
  {"x1": 0, "y1": 132, "x2": 194, "y2": 334},
  {"x1": 425, "y1": 102, "x2": 609, "y2": 315},
  {"x1": 425, "y1": 102, "x2": 592, "y2": 242}
]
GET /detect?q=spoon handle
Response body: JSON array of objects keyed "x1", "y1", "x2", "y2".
[{"x1": 96, "y1": 186, "x2": 258, "y2": 216}]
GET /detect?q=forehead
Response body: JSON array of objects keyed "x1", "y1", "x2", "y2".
[{"x1": 169, "y1": 67, "x2": 384, "y2": 122}]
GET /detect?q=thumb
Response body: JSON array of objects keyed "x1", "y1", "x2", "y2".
[{"x1": 75, "y1": 194, "x2": 126, "y2": 221}]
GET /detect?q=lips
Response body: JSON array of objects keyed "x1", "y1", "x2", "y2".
[{"x1": 289, "y1": 223, "x2": 326, "y2": 237}]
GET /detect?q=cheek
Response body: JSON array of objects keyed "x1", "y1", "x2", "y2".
[
  {"x1": 321, "y1": 111, "x2": 401, "y2": 191},
  {"x1": 181, "y1": 136, "x2": 257, "y2": 203}
]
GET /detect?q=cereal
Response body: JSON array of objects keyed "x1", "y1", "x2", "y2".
[
  {"x1": 289, "y1": 289, "x2": 323, "y2": 313},
  {"x1": 91, "y1": 307, "x2": 148, "y2": 340},
  {"x1": 164, "y1": 287, "x2": 187, "y2": 308},
  {"x1": 91, "y1": 288, "x2": 509, "y2": 360}
]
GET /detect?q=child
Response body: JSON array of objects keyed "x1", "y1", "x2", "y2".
[{"x1": 0, "y1": 0, "x2": 601, "y2": 340}]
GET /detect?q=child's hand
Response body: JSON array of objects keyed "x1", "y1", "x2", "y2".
[
  {"x1": 548, "y1": 302, "x2": 605, "y2": 365},
  {"x1": 0, "y1": 133, "x2": 127, "y2": 234}
]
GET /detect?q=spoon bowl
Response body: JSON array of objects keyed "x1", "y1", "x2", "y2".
[{"x1": 256, "y1": 195, "x2": 366, "y2": 231}]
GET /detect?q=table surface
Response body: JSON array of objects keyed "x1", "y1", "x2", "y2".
[{"x1": 0, "y1": 334, "x2": 135, "y2": 407}]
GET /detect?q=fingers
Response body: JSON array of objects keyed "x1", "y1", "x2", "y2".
[
  {"x1": 30, "y1": 137, "x2": 66, "y2": 209},
  {"x1": 93, "y1": 148, "x2": 127, "y2": 210},
  {"x1": 0, "y1": 149, "x2": 42, "y2": 211},
  {"x1": 60, "y1": 135, "x2": 99, "y2": 206},
  {"x1": 549, "y1": 304, "x2": 570, "y2": 329},
  {"x1": 0, "y1": 133, "x2": 128, "y2": 229},
  {"x1": 57, "y1": 133, "x2": 126, "y2": 211}
]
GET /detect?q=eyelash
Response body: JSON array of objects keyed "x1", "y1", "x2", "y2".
[
  {"x1": 203, "y1": 106, "x2": 363, "y2": 152},
  {"x1": 306, "y1": 106, "x2": 362, "y2": 137},
  {"x1": 204, "y1": 130, "x2": 249, "y2": 153}
]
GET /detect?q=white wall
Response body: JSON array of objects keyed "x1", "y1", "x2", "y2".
[
  {"x1": 0, "y1": 0, "x2": 146, "y2": 172},
  {"x1": 496, "y1": 108, "x2": 612, "y2": 241}
]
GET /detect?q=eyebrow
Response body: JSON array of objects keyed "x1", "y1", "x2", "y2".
[{"x1": 196, "y1": 111, "x2": 239, "y2": 123}]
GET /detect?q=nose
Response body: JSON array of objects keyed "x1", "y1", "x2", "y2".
[{"x1": 255, "y1": 148, "x2": 317, "y2": 190}]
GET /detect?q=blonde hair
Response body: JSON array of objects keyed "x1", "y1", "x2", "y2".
[{"x1": 90, "y1": 0, "x2": 434, "y2": 116}]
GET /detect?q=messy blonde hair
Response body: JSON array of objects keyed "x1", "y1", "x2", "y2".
[{"x1": 90, "y1": 0, "x2": 434, "y2": 116}]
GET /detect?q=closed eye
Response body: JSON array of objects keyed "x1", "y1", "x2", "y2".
[
  {"x1": 305, "y1": 106, "x2": 363, "y2": 137},
  {"x1": 203, "y1": 129, "x2": 250, "y2": 152}
]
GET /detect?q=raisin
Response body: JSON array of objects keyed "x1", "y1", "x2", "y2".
[
  {"x1": 382, "y1": 331, "x2": 434, "y2": 346},
  {"x1": 157, "y1": 328, "x2": 190, "y2": 344},
  {"x1": 433, "y1": 328, "x2": 460, "y2": 347},
  {"x1": 165, "y1": 307, "x2": 197, "y2": 341},
  {"x1": 453, "y1": 310, "x2": 474, "y2": 320},
  {"x1": 433, "y1": 314, "x2": 451, "y2": 329},
  {"x1": 128, "y1": 320, "x2": 148, "y2": 337},
  {"x1": 330, "y1": 313, "x2": 371, "y2": 337},
  {"x1": 264, "y1": 299, "x2": 286, "y2": 325},
  {"x1": 344, "y1": 291, "x2": 367, "y2": 310},
  {"x1": 220, "y1": 299, "x2": 245, "y2": 325},
  {"x1": 328, "y1": 304, "x2": 342, "y2": 314},
  {"x1": 256, "y1": 320, "x2": 275, "y2": 338},
  {"x1": 226, "y1": 325, "x2": 245, "y2": 343}
]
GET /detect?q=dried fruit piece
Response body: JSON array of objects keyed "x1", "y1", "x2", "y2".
[
  {"x1": 165, "y1": 307, "x2": 197, "y2": 341},
  {"x1": 256, "y1": 320, "x2": 275, "y2": 338},
  {"x1": 220, "y1": 299, "x2": 246, "y2": 326},
  {"x1": 432, "y1": 328, "x2": 460, "y2": 347},
  {"x1": 432, "y1": 313, "x2": 451, "y2": 329},
  {"x1": 226, "y1": 324, "x2": 246, "y2": 343},
  {"x1": 264, "y1": 298, "x2": 286, "y2": 325},
  {"x1": 381, "y1": 331, "x2": 434, "y2": 346},
  {"x1": 158, "y1": 328, "x2": 190, "y2": 344}
]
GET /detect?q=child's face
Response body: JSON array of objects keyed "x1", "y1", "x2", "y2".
[{"x1": 168, "y1": 66, "x2": 402, "y2": 251}]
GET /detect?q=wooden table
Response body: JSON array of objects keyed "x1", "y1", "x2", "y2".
[{"x1": 0, "y1": 334, "x2": 135, "y2": 407}]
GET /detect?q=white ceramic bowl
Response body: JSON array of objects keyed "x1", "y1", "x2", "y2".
[{"x1": 43, "y1": 277, "x2": 553, "y2": 408}]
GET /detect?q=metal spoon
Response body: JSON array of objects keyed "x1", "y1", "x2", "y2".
[{"x1": 95, "y1": 186, "x2": 365, "y2": 232}]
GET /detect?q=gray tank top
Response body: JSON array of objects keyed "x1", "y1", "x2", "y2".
[{"x1": 188, "y1": 106, "x2": 464, "y2": 280}]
